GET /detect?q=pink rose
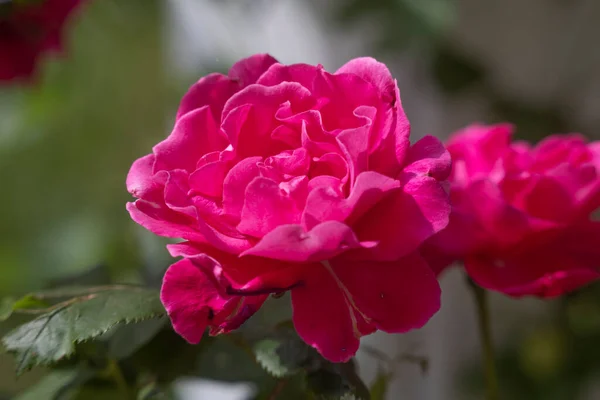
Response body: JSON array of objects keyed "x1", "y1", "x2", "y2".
[
  {"x1": 127, "y1": 54, "x2": 451, "y2": 362},
  {"x1": 425, "y1": 123, "x2": 600, "y2": 298},
  {"x1": 0, "y1": 0, "x2": 83, "y2": 82}
]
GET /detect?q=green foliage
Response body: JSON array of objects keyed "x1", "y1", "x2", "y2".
[
  {"x1": 369, "y1": 369, "x2": 392, "y2": 400},
  {"x1": 253, "y1": 327, "x2": 316, "y2": 378},
  {"x1": 0, "y1": 298, "x2": 15, "y2": 322},
  {"x1": 13, "y1": 368, "x2": 94, "y2": 400},
  {"x1": 306, "y1": 360, "x2": 370, "y2": 400},
  {"x1": 252, "y1": 325, "x2": 370, "y2": 399},
  {"x1": 2, "y1": 286, "x2": 164, "y2": 374}
]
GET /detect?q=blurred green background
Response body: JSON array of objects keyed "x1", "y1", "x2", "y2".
[{"x1": 1, "y1": 0, "x2": 600, "y2": 399}]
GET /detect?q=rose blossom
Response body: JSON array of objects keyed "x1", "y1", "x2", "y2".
[
  {"x1": 0, "y1": 0, "x2": 83, "y2": 82},
  {"x1": 424, "y1": 123, "x2": 600, "y2": 298},
  {"x1": 127, "y1": 54, "x2": 451, "y2": 362}
]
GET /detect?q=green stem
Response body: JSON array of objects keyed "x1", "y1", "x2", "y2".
[
  {"x1": 468, "y1": 278, "x2": 499, "y2": 400},
  {"x1": 107, "y1": 359, "x2": 133, "y2": 400}
]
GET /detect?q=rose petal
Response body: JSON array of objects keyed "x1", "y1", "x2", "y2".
[
  {"x1": 127, "y1": 200, "x2": 205, "y2": 242},
  {"x1": 331, "y1": 252, "x2": 441, "y2": 332},
  {"x1": 354, "y1": 176, "x2": 450, "y2": 261},
  {"x1": 228, "y1": 53, "x2": 279, "y2": 87},
  {"x1": 446, "y1": 123, "x2": 514, "y2": 181},
  {"x1": 336, "y1": 57, "x2": 396, "y2": 104},
  {"x1": 160, "y1": 258, "x2": 232, "y2": 344},
  {"x1": 237, "y1": 177, "x2": 303, "y2": 238},
  {"x1": 189, "y1": 160, "x2": 230, "y2": 198},
  {"x1": 302, "y1": 171, "x2": 400, "y2": 229},
  {"x1": 222, "y1": 156, "x2": 262, "y2": 218},
  {"x1": 403, "y1": 135, "x2": 452, "y2": 181},
  {"x1": 241, "y1": 221, "x2": 374, "y2": 262},
  {"x1": 335, "y1": 106, "x2": 375, "y2": 186},
  {"x1": 126, "y1": 154, "x2": 162, "y2": 202},
  {"x1": 167, "y1": 242, "x2": 292, "y2": 288},
  {"x1": 154, "y1": 106, "x2": 227, "y2": 173},
  {"x1": 161, "y1": 258, "x2": 267, "y2": 343},
  {"x1": 291, "y1": 263, "x2": 359, "y2": 362},
  {"x1": 176, "y1": 73, "x2": 240, "y2": 122},
  {"x1": 367, "y1": 85, "x2": 411, "y2": 177},
  {"x1": 222, "y1": 82, "x2": 313, "y2": 158}
]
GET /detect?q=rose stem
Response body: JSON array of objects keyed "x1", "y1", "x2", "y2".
[{"x1": 468, "y1": 277, "x2": 499, "y2": 400}]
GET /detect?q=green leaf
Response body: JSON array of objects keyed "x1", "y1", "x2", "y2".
[
  {"x1": 253, "y1": 333, "x2": 314, "y2": 378},
  {"x1": 0, "y1": 294, "x2": 49, "y2": 322},
  {"x1": 13, "y1": 368, "x2": 94, "y2": 400},
  {"x1": 2, "y1": 286, "x2": 165, "y2": 374},
  {"x1": 369, "y1": 369, "x2": 392, "y2": 400},
  {"x1": 13, "y1": 294, "x2": 50, "y2": 310},
  {"x1": 108, "y1": 317, "x2": 167, "y2": 359},
  {"x1": 252, "y1": 325, "x2": 369, "y2": 399},
  {"x1": 307, "y1": 360, "x2": 370, "y2": 400},
  {"x1": 0, "y1": 297, "x2": 15, "y2": 321}
]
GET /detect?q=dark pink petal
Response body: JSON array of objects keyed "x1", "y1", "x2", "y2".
[
  {"x1": 161, "y1": 258, "x2": 267, "y2": 343},
  {"x1": 127, "y1": 201, "x2": 205, "y2": 242},
  {"x1": 210, "y1": 294, "x2": 268, "y2": 335},
  {"x1": 291, "y1": 264, "x2": 359, "y2": 362},
  {"x1": 335, "y1": 57, "x2": 396, "y2": 104},
  {"x1": 335, "y1": 106, "x2": 375, "y2": 185},
  {"x1": 354, "y1": 176, "x2": 450, "y2": 261},
  {"x1": 465, "y1": 255, "x2": 600, "y2": 299},
  {"x1": 130, "y1": 168, "x2": 252, "y2": 253},
  {"x1": 189, "y1": 160, "x2": 230, "y2": 198},
  {"x1": 531, "y1": 134, "x2": 588, "y2": 172},
  {"x1": 257, "y1": 63, "x2": 322, "y2": 91},
  {"x1": 242, "y1": 221, "x2": 374, "y2": 262},
  {"x1": 310, "y1": 152, "x2": 348, "y2": 182},
  {"x1": 331, "y1": 252, "x2": 441, "y2": 332},
  {"x1": 176, "y1": 73, "x2": 241, "y2": 122},
  {"x1": 368, "y1": 85, "x2": 411, "y2": 177},
  {"x1": 465, "y1": 180, "x2": 555, "y2": 246},
  {"x1": 447, "y1": 123, "x2": 513, "y2": 181},
  {"x1": 302, "y1": 171, "x2": 400, "y2": 229},
  {"x1": 126, "y1": 154, "x2": 162, "y2": 202},
  {"x1": 221, "y1": 83, "x2": 314, "y2": 158},
  {"x1": 222, "y1": 156, "x2": 262, "y2": 218},
  {"x1": 522, "y1": 175, "x2": 576, "y2": 222},
  {"x1": 316, "y1": 71, "x2": 381, "y2": 131},
  {"x1": 403, "y1": 135, "x2": 452, "y2": 181},
  {"x1": 228, "y1": 53, "x2": 279, "y2": 87},
  {"x1": 163, "y1": 170, "x2": 196, "y2": 218},
  {"x1": 265, "y1": 148, "x2": 310, "y2": 176},
  {"x1": 167, "y1": 242, "x2": 292, "y2": 288},
  {"x1": 421, "y1": 206, "x2": 488, "y2": 275},
  {"x1": 466, "y1": 221, "x2": 600, "y2": 297},
  {"x1": 160, "y1": 258, "x2": 231, "y2": 344},
  {"x1": 237, "y1": 177, "x2": 304, "y2": 238},
  {"x1": 154, "y1": 107, "x2": 227, "y2": 173}
]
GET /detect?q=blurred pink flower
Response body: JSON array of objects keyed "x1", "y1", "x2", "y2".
[
  {"x1": 127, "y1": 54, "x2": 451, "y2": 362},
  {"x1": 0, "y1": 0, "x2": 83, "y2": 82},
  {"x1": 424, "y1": 123, "x2": 600, "y2": 298}
]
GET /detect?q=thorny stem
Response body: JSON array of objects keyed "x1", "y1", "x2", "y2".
[
  {"x1": 268, "y1": 379, "x2": 288, "y2": 400},
  {"x1": 468, "y1": 278, "x2": 499, "y2": 400}
]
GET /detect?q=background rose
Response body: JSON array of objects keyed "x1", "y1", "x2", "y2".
[
  {"x1": 425, "y1": 123, "x2": 600, "y2": 298},
  {"x1": 0, "y1": 0, "x2": 83, "y2": 82},
  {"x1": 127, "y1": 54, "x2": 451, "y2": 362}
]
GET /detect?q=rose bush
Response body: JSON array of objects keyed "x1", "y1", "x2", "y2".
[
  {"x1": 0, "y1": 0, "x2": 83, "y2": 82},
  {"x1": 127, "y1": 54, "x2": 451, "y2": 362},
  {"x1": 425, "y1": 123, "x2": 600, "y2": 298}
]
